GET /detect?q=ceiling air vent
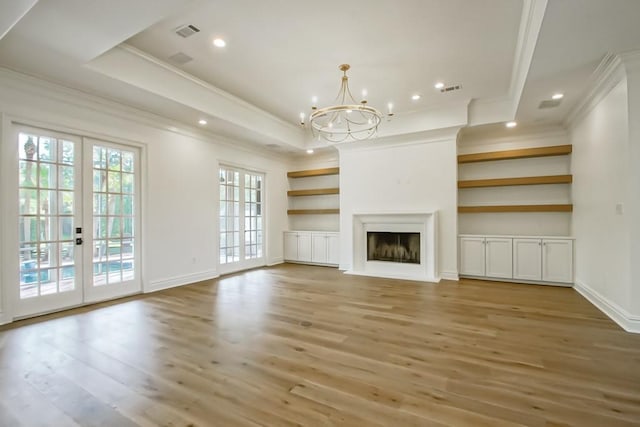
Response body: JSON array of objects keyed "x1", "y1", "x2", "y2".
[
  {"x1": 440, "y1": 84, "x2": 462, "y2": 93},
  {"x1": 538, "y1": 99, "x2": 562, "y2": 109},
  {"x1": 175, "y1": 24, "x2": 200, "y2": 38},
  {"x1": 168, "y1": 52, "x2": 193, "y2": 65}
]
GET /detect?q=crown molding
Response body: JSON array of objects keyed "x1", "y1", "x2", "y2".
[
  {"x1": 564, "y1": 53, "x2": 626, "y2": 129},
  {"x1": 86, "y1": 45, "x2": 305, "y2": 149},
  {"x1": 336, "y1": 126, "x2": 463, "y2": 153},
  {"x1": 0, "y1": 67, "x2": 293, "y2": 162}
]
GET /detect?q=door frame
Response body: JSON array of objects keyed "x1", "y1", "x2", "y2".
[
  {"x1": 1, "y1": 118, "x2": 147, "y2": 321},
  {"x1": 217, "y1": 161, "x2": 267, "y2": 275}
]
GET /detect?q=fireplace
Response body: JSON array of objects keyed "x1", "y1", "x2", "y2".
[
  {"x1": 367, "y1": 232, "x2": 420, "y2": 264},
  {"x1": 348, "y1": 212, "x2": 439, "y2": 282}
]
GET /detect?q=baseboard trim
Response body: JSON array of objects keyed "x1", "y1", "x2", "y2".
[
  {"x1": 441, "y1": 271, "x2": 459, "y2": 281},
  {"x1": 574, "y1": 280, "x2": 640, "y2": 333},
  {"x1": 146, "y1": 269, "x2": 219, "y2": 293},
  {"x1": 267, "y1": 257, "x2": 284, "y2": 266}
]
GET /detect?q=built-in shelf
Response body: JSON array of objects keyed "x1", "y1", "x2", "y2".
[
  {"x1": 458, "y1": 175, "x2": 573, "y2": 188},
  {"x1": 458, "y1": 204, "x2": 573, "y2": 213},
  {"x1": 457, "y1": 145, "x2": 572, "y2": 164},
  {"x1": 287, "y1": 188, "x2": 340, "y2": 196},
  {"x1": 287, "y1": 167, "x2": 340, "y2": 178},
  {"x1": 287, "y1": 168, "x2": 340, "y2": 217},
  {"x1": 287, "y1": 209, "x2": 340, "y2": 215}
]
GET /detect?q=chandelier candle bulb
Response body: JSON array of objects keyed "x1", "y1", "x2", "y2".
[
  {"x1": 311, "y1": 96, "x2": 318, "y2": 109},
  {"x1": 299, "y1": 112, "x2": 305, "y2": 125}
]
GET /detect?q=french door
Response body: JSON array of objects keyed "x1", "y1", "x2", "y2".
[
  {"x1": 219, "y1": 166, "x2": 265, "y2": 274},
  {"x1": 14, "y1": 126, "x2": 141, "y2": 318}
]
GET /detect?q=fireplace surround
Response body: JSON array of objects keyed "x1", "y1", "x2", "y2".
[{"x1": 348, "y1": 212, "x2": 438, "y2": 282}]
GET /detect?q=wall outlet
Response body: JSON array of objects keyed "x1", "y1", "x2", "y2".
[{"x1": 615, "y1": 203, "x2": 624, "y2": 215}]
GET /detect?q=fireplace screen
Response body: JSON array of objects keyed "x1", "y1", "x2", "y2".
[{"x1": 367, "y1": 232, "x2": 420, "y2": 264}]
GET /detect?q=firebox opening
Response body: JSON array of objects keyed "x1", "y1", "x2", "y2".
[{"x1": 367, "y1": 232, "x2": 420, "y2": 264}]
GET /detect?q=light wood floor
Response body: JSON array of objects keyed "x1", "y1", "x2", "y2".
[{"x1": 1, "y1": 263, "x2": 639, "y2": 426}]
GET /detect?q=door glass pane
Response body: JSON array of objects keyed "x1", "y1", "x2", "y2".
[
  {"x1": 92, "y1": 145, "x2": 136, "y2": 287},
  {"x1": 18, "y1": 132, "x2": 77, "y2": 299},
  {"x1": 219, "y1": 167, "x2": 264, "y2": 266},
  {"x1": 219, "y1": 167, "x2": 240, "y2": 264}
]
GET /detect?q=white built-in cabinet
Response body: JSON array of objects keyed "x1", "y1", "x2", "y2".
[
  {"x1": 459, "y1": 235, "x2": 573, "y2": 285},
  {"x1": 284, "y1": 231, "x2": 339, "y2": 266}
]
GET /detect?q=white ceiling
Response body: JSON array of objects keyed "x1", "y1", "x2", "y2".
[{"x1": 1, "y1": 0, "x2": 639, "y2": 152}]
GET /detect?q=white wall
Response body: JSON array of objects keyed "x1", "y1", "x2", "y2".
[
  {"x1": 626, "y1": 60, "x2": 640, "y2": 318},
  {"x1": 338, "y1": 132, "x2": 459, "y2": 279},
  {"x1": 457, "y1": 127, "x2": 572, "y2": 236},
  {"x1": 570, "y1": 76, "x2": 637, "y2": 329},
  {"x1": 0, "y1": 69, "x2": 291, "y2": 322}
]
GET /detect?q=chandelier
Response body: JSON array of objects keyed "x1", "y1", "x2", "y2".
[{"x1": 300, "y1": 64, "x2": 389, "y2": 143}]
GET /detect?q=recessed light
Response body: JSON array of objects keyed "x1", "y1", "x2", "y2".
[
  {"x1": 412, "y1": 94, "x2": 421, "y2": 100},
  {"x1": 552, "y1": 93, "x2": 564, "y2": 100},
  {"x1": 306, "y1": 149, "x2": 314, "y2": 154},
  {"x1": 434, "y1": 82, "x2": 445, "y2": 90},
  {"x1": 213, "y1": 38, "x2": 226, "y2": 47},
  {"x1": 198, "y1": 119, "x2": 207, "y2": 125},
  {"x1": 506, "y1": 121, "x2": 517, "y2": 128}
]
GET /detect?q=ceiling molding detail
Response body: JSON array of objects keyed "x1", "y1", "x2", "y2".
[
  {"x1": 564, "y1": 53, "x2": 625, "y2": 129},
  {"x1": 336, "y1": 126, "x2": 463, "y2": 153},
  {"x1": 509, "y1": 0, "x2": 549, "y2": 117},
  {"x1": 86, "y1": 44, "x2": 306, "y2": 150},
  {"x1": 0, "y1": 0, "x2": 37, "y2": 40},
  {"x1": 0, "y1": 67, "x2": 291, "y2": 161}
]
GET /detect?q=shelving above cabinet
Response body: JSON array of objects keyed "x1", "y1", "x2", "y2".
[
  {"x1": 457, "y1": 145, "x2": 573, "y2": 214},
  {"x1": 287, "y1": 167, "x2": 340, "y2": 215}
]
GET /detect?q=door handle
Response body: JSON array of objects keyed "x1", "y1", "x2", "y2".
[{"x1": 76, "y1": 238, "x2": 83, "y2": 245}]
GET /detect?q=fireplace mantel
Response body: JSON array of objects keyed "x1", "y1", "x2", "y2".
[{"x1": 347, "y1": 212, "x2": 439, "y2": 282}]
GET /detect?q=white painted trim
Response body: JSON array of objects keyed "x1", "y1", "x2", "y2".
[
  {"x1": 565, "y1": 54, "x2": 625, "y2": 128},
  {"x1": 337, "y1": 126, "x2": 462, "y2": 153},
  {"x1": 267, "y1": 257, "x2": 284, "y2": 266},
  {"x1": 507, "y1": 0, "x2": 549, "y2": 115},
  {"x1": 146, "y1": 270, "x2": 220, "y2": 293},
  {"x1": 0, "y1": 67, "x2": 294, "y2": 162},
  {"x1": 117, "y1": 44, "x2": 298, "y2": 131},
  {"x1": 459, "y1": 275, "x2": 572, "y2": 287},
  {"x1": 85, "y1": 46, "x2": 304, "y2": 149},
  {"x1": 441, "y1": 271, "x2": 459, "y2": 281},
  {"x1": 574, "y1": 280, "x2": 640, "y2": 333},
  {"x1": 345, "y1": 270, "x2": 440, "y2": 284},
  {"x1": 0, "y1": 113, "x2": 4, "y2": 320}
]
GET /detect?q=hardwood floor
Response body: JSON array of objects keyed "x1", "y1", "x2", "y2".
[{"x1": 1, "y1": 263, "x2": 639, "y2": 426}]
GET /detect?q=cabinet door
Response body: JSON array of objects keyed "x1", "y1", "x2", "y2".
[
  {"x1": 485, "y1": 238, "x2": 513, "y2": 279},
  {"x1": 284, "y1": 232, "x2": 299, "y2": 261},
  {"x1": 542, "y1": 239, "x2": 573, "y2": 283},
  {"x1": 459, "y1": 237, "x2": 486, "y2": 276},
  {"x1": 326, "y1": 233, "x2": 340, "y2": 266},
  {"x1": 311, "y1": 233, "x2": 328, "y2": 264},
  {"x1": 297, "y1": 233, "x2": 312, "y2": 262},
  {"x1": 513, "y1": 239, "x2": 542, "y2": 281}
]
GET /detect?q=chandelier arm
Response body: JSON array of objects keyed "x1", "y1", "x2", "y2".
[{"x1": 307, "y1": 64, "x2": 383, "y2": 144}]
